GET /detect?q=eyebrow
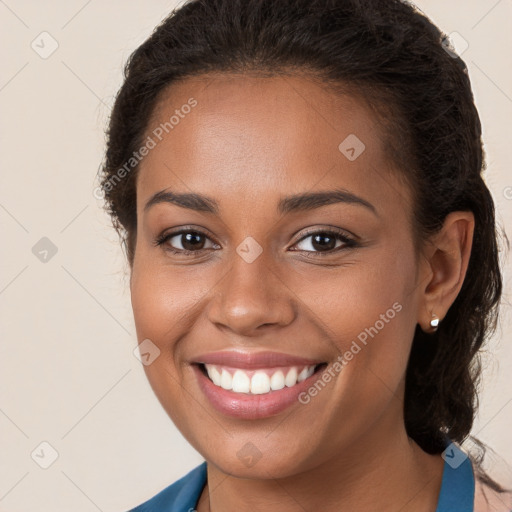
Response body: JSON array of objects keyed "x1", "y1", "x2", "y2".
[{"x1": 143, "y1": 188, "x2": 378, "y2": 217}]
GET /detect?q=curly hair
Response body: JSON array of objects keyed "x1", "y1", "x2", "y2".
[{"x1": 99, "y1": 0, "x2": 509, "y2": 494}]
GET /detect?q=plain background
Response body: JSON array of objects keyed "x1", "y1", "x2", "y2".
[{"x1": 0, "y1": 1, "x2": 511, "y2": 510}]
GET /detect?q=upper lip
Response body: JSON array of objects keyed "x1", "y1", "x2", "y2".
[{"x1": 192, "y1": 350, "x2": 325, "y2": 369}]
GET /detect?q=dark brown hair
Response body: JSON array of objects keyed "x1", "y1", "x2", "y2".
[{"x1": 99, "y1": 0, "x2": 509, "y2": 494}]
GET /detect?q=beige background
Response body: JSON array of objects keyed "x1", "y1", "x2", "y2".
[{"x1": 0, "y1": 1, "x2": 511, "y2": 510}]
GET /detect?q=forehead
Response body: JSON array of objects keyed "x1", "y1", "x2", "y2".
[{"x1": 136, "y1": 72, "x2": 411, "y2": 219}]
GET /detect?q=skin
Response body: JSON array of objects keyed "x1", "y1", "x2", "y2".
[{"x1": 129, "y1": 73, "x2": 475, "y2": 511}]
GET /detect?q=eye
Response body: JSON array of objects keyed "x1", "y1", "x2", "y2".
[
  {"x1": 153, "y1": 228, "x2": 219, "y2": 255},
  {"x1": 153, "y1": 227, "x2": 357, "y2": 257},
  {"x1": 291, "y1": 229, "x2": 357, "y2": 255}
]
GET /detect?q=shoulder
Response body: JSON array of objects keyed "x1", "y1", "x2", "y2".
[
  {"x1": 474, "y1": 475, "x2": 512, "y2": 512},
  {"x1": 128, "y1": 462, "x2": 207, "y2": 512}
]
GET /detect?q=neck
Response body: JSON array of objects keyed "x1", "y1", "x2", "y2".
[{"x1": 198, "y1": 414, "x2": 444, "y2": 512}]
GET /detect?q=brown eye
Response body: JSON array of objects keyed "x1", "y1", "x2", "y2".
[
  {"x1": 154, "y1": 229, "x2": 219, "y2": 255},
  {"x1": 174, "y1": 232, "x2": 206, "y2": 251},
  {"x1": 292, "y1": 229, "x2": 357, "y2": 255}
]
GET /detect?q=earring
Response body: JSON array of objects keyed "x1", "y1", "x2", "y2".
[{"x1": 430, "y1": 313, "x2": 440, "y2": 332}]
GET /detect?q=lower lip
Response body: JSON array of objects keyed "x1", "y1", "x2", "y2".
[{"x1": 192, "y1": 364, "x2": 326, "y2": 420}]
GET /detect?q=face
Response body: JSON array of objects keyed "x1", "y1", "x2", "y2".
[{"x1": 130, "y1": 73, "x2": 425, "y2": 478}]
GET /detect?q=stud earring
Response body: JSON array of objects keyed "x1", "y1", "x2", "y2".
[{"x1": 430, "y1": 313, "x2": 440, "y2": 332}]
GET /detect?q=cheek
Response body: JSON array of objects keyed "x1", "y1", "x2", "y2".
[
  {"x1": 129, "y1": 262, "x2": 207, "y2": 431},
  {"x1": 130, "y1": 256, "x2": 210, "y2": 347},
  {"x1": 289, "y1": 248, "x2": 412, "y2": 343},
  {"x1": 295, "y1": 245, "x2": 416, "y2": 396},
  {"x1": 340, "y1": 257, "x2": 417, "y2": 416}
]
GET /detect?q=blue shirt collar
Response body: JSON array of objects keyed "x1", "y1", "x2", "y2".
[{"x1": 130, "y1": 437, "x2": 474, "y2": 511}]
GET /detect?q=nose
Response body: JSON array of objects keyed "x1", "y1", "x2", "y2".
[{"x1": 206, "y1": 248, "x2": 296, "y2": 337}]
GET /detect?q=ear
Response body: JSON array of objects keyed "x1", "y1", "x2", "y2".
[{"x1": 417, "y1": 211, "x2": 475, "y2": 333}]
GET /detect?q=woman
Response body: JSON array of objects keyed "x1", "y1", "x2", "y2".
[{"x1": 99, "y1": 0, "x2": 512, "y2": 510}]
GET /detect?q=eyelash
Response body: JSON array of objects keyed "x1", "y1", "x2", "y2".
[{"x1": 152, "y1": 227, "x2": 358, "y2": 257}]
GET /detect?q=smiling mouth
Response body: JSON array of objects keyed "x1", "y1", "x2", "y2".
[{"x1": 197, "y1": 362, "x2": 327, "y2": 395}]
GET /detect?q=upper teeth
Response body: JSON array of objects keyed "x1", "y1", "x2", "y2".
[{"x1": 204, "y1": 364, "x2": 316, "y2": 394}]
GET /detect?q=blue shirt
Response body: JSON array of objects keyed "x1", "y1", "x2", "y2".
[{"x1": 129, "y1": 440, "x2": 474, "y2": 511}]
